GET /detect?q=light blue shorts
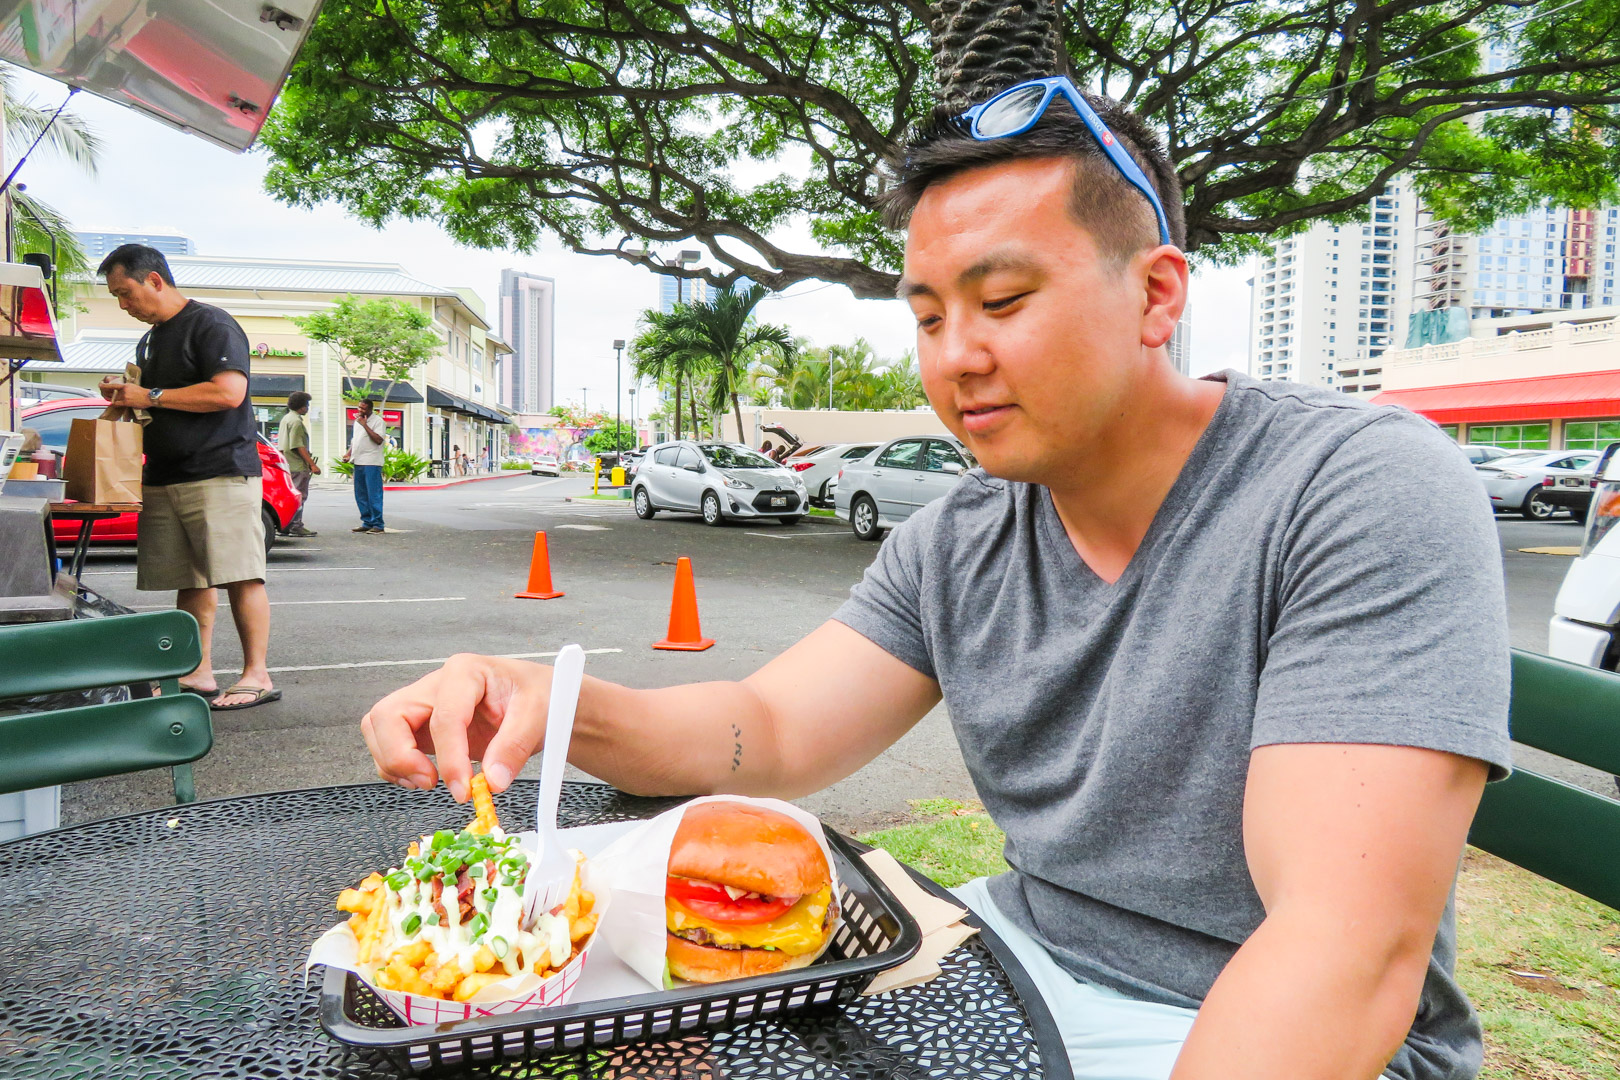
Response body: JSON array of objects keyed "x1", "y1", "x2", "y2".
[{"x1": 951, "y1": 877, "x2": 1197, "y2": 1080}]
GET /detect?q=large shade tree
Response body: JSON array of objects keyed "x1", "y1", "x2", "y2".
[{"x1": 264, "y1": 1, "x2": 1620, "y2": 297}]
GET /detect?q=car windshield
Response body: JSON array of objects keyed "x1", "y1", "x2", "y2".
[
  {"x1": 700, "y1": 444, "x2": 776, "y2": 469},
  {"x1": 1487, "y1": 452, "x2": 1542, "y2": 467}
]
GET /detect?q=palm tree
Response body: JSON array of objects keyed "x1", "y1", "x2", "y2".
[
  {"x1": 630, "y1": 310, "x2": 711, "y2": 441},
  {"x1": 874, "y1": 352, "x2": 928, "y2": 410},
  {"x1": 665, "y1": 284, "x2": 795, "y2": 442},
  {"x1": 2, "y1": 69, "x2": 99, "y2": 301}
]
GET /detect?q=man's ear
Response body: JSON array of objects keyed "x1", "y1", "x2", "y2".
[{"x1": 1139, "y1": 246, "x2": 1189, "y2": 350}]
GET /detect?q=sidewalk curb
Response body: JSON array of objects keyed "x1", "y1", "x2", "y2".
[{"x1": 383, "y1": 473, "x2": 532, "y2": 492}]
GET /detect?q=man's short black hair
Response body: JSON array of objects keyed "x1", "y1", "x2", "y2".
[
  {"x1": 880, "y1": 92, "x2": 1185, "y2": 264},
  {"x1": 98, "y1": 244, "x2": 175, "y2": 286},
  {"x1": 287, "y1": 391, "x2": 311, "y2": 411}
]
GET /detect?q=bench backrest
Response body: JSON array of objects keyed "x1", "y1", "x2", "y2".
[
  {"x1": 0, "y1": 610, "x2": 213, "y2": 802},
  {"x1": 1467, "y1": 649, "x2": 1620, "y2": 909}
]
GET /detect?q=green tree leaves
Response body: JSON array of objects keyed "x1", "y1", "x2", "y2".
[
  {"x1": 262, "y1": 1, "x2": 1620, "y2": 294},
  {"x1": 293, "y1": 295, "x2": 441, "y2": 405}
]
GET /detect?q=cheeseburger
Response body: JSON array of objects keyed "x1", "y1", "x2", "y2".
[{"x1": 665, "y1": 802, "x2": 838, "y2": 982}]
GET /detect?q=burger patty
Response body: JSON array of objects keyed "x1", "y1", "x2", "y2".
[{"x1": 670, "y1": 894, "x2": 840, "y2": 950}]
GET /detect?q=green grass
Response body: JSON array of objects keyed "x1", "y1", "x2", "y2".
[
  {"x1": 807, "y1": 507, "x2": 837, "y2": 519},
  {"x1": 859, "y1": 804, "x2": 1620, "y2": 1074}
]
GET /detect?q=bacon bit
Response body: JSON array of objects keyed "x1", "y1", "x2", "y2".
[
  {"x1": 431, "y1": 875, "x2": 449, "y2": 926},
  {"x1": 455, "y1": 867, "x2": 475, "y2": 924}
]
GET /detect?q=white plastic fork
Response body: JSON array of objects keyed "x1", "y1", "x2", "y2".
[{"x1": 524, "y1": 644, "x2": 586, "y2": 924}]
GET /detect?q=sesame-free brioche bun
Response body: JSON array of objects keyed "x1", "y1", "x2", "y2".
[
  {"x1": 667, "y1": 802, "x2": 830, "y2": 897},
  {"x1": 664, "y1": 928, "x2": 834, "y2": 983}
]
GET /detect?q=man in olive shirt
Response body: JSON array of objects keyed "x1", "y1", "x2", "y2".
[{"x1": 277, "y1": 391, "x2": 319, "y2": 537}]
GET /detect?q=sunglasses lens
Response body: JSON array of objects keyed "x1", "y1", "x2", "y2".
[{"x1": 974, "y1": 84, "x2": 1049, "y2": 137}]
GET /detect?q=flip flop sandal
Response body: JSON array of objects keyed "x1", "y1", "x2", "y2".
[
  {"x1": 210, "y1": 684, "x2": 283, "y2": 711},
  {"x1": 175, "y1": 685, "x2": 217, "y2": 700}
]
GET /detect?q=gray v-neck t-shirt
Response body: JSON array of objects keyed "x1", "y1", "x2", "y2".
[{"x1": 833, "y1": 371, "x2": 1511, "y2": 1080}]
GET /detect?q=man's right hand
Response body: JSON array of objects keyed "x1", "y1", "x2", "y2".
[
  {"x1": 362, "y1": 654, "x2": 557, "y2": 803},
  {"x1": 98, "y1": 376, "x2": 124, "y2": 401}
]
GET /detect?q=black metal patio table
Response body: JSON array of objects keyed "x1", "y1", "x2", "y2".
[{"x1": 0, "y1": 780, "x2": 1071, "y2": 1079}]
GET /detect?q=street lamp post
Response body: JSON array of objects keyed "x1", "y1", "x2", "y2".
[
  {"x1": 613, "y1": 338, "x2": 626, "y2": 453},
  {"x1": 628, "y1": 386, "x2": 637, "y2": 443}
]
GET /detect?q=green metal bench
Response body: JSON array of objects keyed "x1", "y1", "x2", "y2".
[
  {"x1": 1468, "y1": 648, "x2": 1620, "y2": 909},
  {"x1": 0, "y1": 610, "x2": 214, "y2": 804}
]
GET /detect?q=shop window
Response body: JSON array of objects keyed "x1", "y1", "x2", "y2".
[
  {"x1": 1438, "y1": 424, "x2": 1460, "y2": 440},
  {"x1": 1466, "y1": 424, "x2": 1551, "y2": 451},
  {"x1": 1562, "y1": 420, "x2": 1620, "y2": 452}
]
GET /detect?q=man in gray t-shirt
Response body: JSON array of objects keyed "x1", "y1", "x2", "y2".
[{"x1": 361, "y1": 82, "x2": 1509, "y2": 1080}]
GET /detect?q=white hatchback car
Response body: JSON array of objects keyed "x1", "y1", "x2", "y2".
[
  {"x1": 632, "y1": 441, "x2": 808, "y2": 525},
  {"x1": 834, "y1": 435, "x2": 976, "y2": 540},
  {"x1": 787, "y1": 442, "x2": 881, "y2": 507}
]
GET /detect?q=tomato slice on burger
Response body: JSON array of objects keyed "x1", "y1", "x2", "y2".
[{"x1": 667, "y1": 875, "x2": 797, "y2": 923}]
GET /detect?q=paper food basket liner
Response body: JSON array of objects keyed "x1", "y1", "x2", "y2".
[
  {"x1": 307, "y1": 839, "x2": 608, "y2": 1026},
  {"x1": 585, "y1": 795, "x2": 842, "y2": 991}
]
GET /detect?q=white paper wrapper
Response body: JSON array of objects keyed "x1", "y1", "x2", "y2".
[
  {"x1": 305, "y1": 836, "x2": 608, "y2": 1026},
  {"x1": 585, "y1": 795, "x2": 840, "y2": 991}
]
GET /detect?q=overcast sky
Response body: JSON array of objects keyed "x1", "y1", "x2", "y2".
[{"x1": 11, "y1": 69, "x2": 1252, "y2": 413}]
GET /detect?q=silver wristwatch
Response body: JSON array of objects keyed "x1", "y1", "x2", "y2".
[{"x1": 148, "y1": 388, "x2": 164, "y2": 408}]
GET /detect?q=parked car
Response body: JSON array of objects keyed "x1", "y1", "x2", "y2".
[
  {"x1": 787, "y1": 442, "x2": 881, "y2": 507},
  {"x1": 530, "y1": 457, "x2": 561, "y2": 476},
  {"x1": 1547, "y1": 442, "x2": 1620, "y2": 794},
  {"x1": 1475, "y1": 449, "x2": 1599, "y2": 520},
  {"x1": 1461, "y1": 443, "x2": 1517, "y2": 465},
  {"x1": 632, "y1": 440, "x2": 808, "y2": 525},
  {"x1": 1536, "y1": 463, "x2": 1602, "y2": 522},
  {"x1": 834, "y1": 435, "x2": 976, "y2": 540},
  {"x1": 16, "y1": 381, "x2": 97, "y2": 404},
  {"x1": 20, "y1": 396, "x2": 301, "y2": 555}
]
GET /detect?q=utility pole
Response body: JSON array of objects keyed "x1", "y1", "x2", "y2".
[{"x1": 612, "y1": 338, "x2": 625, "y2": 452}]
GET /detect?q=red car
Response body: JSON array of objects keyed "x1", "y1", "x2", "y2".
[{"x1": 21, "y1": 396, "x2": 301, "y2": 554}]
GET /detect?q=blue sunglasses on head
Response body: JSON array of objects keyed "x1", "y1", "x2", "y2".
[{"x1": 957, "y1": 76, "x2": 1172, "y2": 247}]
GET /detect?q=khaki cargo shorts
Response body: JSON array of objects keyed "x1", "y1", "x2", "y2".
[{"x1": 136, "y1": 475, "x2": 268, "y2": 591}]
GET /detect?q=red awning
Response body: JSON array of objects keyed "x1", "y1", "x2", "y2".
[{"x1": 1371, "y1": 370, "x2": 1620, "y2": 425}]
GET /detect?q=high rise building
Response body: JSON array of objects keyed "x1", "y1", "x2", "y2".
[
  {"x1": 498, "y1": 270, "x2": 556, "y2": 413},
  {"x1": 73, "y1": 230, "x2": 195, "y2": 259},
  {"x1": 1247, "y1": 182, "x2": 1413, "y2": 395},
  {"x1": 1167, "y1": 305, "x2": 1192, "y2": 375},
  {"x1": 1413, "y1": 204, "x2": 1617, "y2": 321},
  {"x1": 658, "y1": 273, "x2": 710, "y2": 314}
]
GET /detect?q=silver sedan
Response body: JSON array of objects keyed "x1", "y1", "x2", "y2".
[
  {"x1": 1478, "y1": 450, "x2": 1600, "y2": 519},
  {"x1": 834, "y1": 435, "x2": 976, "y2": 539},
  {"x1": 632, "y1": 441, "x2": 808, "y2": 525}
]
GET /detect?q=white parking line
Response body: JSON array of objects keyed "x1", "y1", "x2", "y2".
[
  {"x1": 555, "y1": 523, "x2": 611, "y2": 531},
  {"x1": 86, "y1": 566, "x2": 377, "y2": 576},
  {"x1": 743, "y1": 530, "x2": 847, "y2": 540},
  {"x1": 134, "y1": 596, "x2": 466, "y2": 610},
  {"x1": 213, "y1": 646, "x2": 624, "y2": 676},
  {"x1": 505, "y1": 478, "x2": 567, "y2": 491}
]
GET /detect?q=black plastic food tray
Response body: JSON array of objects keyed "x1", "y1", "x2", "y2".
[{"x1": 319, "y1": 830, "x2": 924, "y2": 1072}]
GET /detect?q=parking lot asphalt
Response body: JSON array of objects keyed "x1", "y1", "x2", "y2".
[{"x1": 60, "y1": 477, "x2": 1612, "y2": 832}]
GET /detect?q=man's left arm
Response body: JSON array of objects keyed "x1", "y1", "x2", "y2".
[
  {"x1": 1171, "y1": 412, "x2": 1512, "y2": 1078},
  {"x1": 107, "y1": 370, "x2": 247, "y2": 412},
  {"x1": 1171, "y1": 742, "x2": 1487, "y2": 1079}
]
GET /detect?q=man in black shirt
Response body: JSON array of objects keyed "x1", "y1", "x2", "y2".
[{"x1": 98, "y1": 244, "x2": 281, "y2": 712}]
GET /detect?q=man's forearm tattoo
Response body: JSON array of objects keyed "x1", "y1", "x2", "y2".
[{"x1": 731, "y1": 724, "x2": 743, "y2": 771}]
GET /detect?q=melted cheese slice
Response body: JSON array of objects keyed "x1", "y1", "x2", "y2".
[{"x1": 667, "y1": 885, "x2": 832, "y2": 955}]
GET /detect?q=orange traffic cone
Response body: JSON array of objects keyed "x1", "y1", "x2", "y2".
[
  {"x1": 515, "y1": 531, "x2": 565, "y2": 599},
  {"x1": 653, "y1": 557, "x2": 714, "y2": 651}
]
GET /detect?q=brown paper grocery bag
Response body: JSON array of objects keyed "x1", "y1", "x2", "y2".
[{"x1": 63, "y1": 417, "x2": 143, "y2": 504}]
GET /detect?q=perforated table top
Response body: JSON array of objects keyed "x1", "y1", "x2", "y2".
[{"x1": 0, "y1": 781, "x2": 1068, "y2": 1079}]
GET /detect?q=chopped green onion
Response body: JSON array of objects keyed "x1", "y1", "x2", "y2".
[
  {"x1": 402, "y1": 913, "x2": 422, "y2": 936},
  {"x1": 385, "y1": 871, "x2": 411, "y2": 891},
  {"x1": 431, "y1": 830, "x2": 455, "y2": 851},
  {"x1": 489, "y1": 936, "x2": 509, "y2": 959},
  {"x1": 468, "y1": 863, "x2": 485, "y2": 878},
  {"x1": 468, "y1": 913, "x2": 489, "y2": 938},
  {"x1": 425, "y1": 912, "x2": 440, "y2": 926},
  {"x1": 482, "y1": 887, "x2": 498, "y2": 903},
  {"x1": 501, "y1": 875, "x2": 517, "y2": 887},
  {"x1": 515, "y1": 882, "x2": 524, "y2": 897}
]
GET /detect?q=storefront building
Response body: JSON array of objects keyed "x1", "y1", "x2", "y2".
[
  {"x1": 1372, "y1": 306, "x2": 1620, "y2": 451},
  {"x1": 39, "y1": 256, "x2": 514, "y2": 471}
]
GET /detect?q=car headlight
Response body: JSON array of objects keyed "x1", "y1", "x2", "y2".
[{"x1": 723, "y1": 476, "x2": 754, "y2": 490}]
